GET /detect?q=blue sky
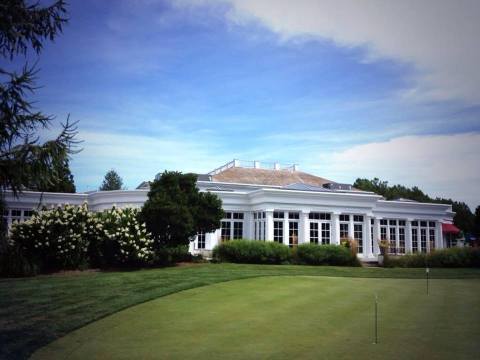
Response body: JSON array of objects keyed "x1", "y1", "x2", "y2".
[{"x1": 4, "y1": 0, "x2": 480, "y2": 209}]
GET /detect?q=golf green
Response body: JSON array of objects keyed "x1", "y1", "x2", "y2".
[{"x1": 32, "y1": 276, "x2": 480, "y2": 359}]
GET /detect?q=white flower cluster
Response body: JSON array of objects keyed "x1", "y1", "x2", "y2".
[
  {"x1": 100, "y1": 206, "x2": 154, "y2": 264},
  {"x1": 10, "y1": 203, "x2": 153, "y2": 269},
  {"x1": 10, "y1": 203, "x2": 100, "y2": 268}
]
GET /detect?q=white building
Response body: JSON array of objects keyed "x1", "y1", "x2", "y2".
[{"x1": 3, "y1": 159, "x2": 460, "y2": 261}]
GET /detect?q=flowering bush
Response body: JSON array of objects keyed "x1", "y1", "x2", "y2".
[
  {"x1": 10, "y1": 203, "x2": 101, "y2": 271},
  {"x1": 94, "y1": 206, "x2": 153, "y2": 267},
  {"x1": 9, "y1": 204, "x2": 154, "y2": 272}
]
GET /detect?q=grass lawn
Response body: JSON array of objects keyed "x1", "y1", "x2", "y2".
[
  {"x1": 1, "y1": 264, "x2": 480, "y2": 359},
  {"x1": 31, "y1": 275, "x2": 480, "y2": 360}
]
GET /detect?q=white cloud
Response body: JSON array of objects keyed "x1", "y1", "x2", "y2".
[
  {"x1": 215, "y1": 0, "x2": 480, "y2": 104},
  {"x1": 316, "y1": 133, "x2": 480, "y2": 209}
]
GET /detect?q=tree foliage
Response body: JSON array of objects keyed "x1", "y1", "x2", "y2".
[
  {"x1": 32, "y1": 159, "x2": 75, "y2": 193},
  {"x1": 141, "y1": 171, "x2": 223, "y2": 249},
  {"x1": 100, "y1": 169, "x2": 123, "y2": 191},
  {"x1": 474, "y1": 206, "x2": 480, "y2": 239},
  {"x1": 0, "y1": 0, "x2": 79, "y2": 198},
  {"x1": 353, "y1": 177, "x2": 475, "y2": 234}
]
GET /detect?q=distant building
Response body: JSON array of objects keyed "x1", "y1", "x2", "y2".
[{"x1": 3, "y1": 159, "x2": 459, "y2": 261}]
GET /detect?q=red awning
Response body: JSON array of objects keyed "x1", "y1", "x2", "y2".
[{"x1": 442, "y1": 223, "x2": 460, "y2": 234}]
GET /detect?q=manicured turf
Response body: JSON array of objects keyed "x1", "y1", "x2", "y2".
[
  {"x1": 1, "y1": 264, "x2": 480, "y2": 359},
  {"x1": 32, "y1": 276, "x2": 480, "y2": 360}
]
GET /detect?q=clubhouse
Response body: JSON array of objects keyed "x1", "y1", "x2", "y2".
[{"x1": 3, "y1": 160, "x2": 460, "y2": 261}]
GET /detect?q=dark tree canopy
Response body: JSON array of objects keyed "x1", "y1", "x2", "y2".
[
  {"x1": 141, "y1": 171, "x2": 223, "y2": 248},
  {"x1": 473, "y1": 206, "x2": 480, "y2": 239},
  {"x1": 353, "y1": 177, "x2": 475, "y2": 234},
  {"x1": 34, "y1": 159, "x2": 75, "y2": 193},
  {"x1": 100, "y1": 170, "x2": 123, "y2": 191},
  {"x1": 0, "y1": 0, "x2": 79, "y2": 198}
]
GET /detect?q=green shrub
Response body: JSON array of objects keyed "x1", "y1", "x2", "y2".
[
  {"x1": 0, "y1": 244, "x2": 38, "y2": 277},
  {"x1": 154, "y1": 245, "x2": 192, "y2": 266},
  {"x1": 296, "y1": 244, "x2": 361, "y2": 266},
  {"x1": 213, "y1": 239, "x2": 291, "y2": 264},
  {"x1": 384, "y1": 247, "x2": 480, "y2": 268}
]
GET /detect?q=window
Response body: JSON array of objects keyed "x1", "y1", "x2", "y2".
[
  {"x1": 222, "y1": 211, "x2": 244, "y2": 240},
  {"x1": 340, "y1": 223, "x2": 349, "y2": 239},
  {"x1": 429, "y1": 228, "x2": 435, "y2": 251},
  {"x1": 233, "y1": 222, "x2": 243, "y2": 239},
  {"x1": 420, "y1": 228, "x2": 427, "y2": 253},
  {"x1": 310, "y1": 222, "x2": 319, "y2": 244},
  {"x1": 412, "y1": 228, "x2": 418, "y2": 253},
  {"x1": 309, "y1": 212, "x2": 331, "y2": 220},
  {"x1": 389, "y1": 219, "x2": 396, "y2": 226},
  {"x1": 289, "y1": 221, "x2": 299, "y2": 247},
  {"x1": 321, "y1": 223, "x2": 330, "y2": 245},
  {"x1": 274, "y1": 221, "x2": 283, "y2": 243},
  {"x1": 420, "y1": 221, "x2": 427, "y2": 228},
  {"x1": 221, "y1": 221, "x2": 231, "y2": 241},
  {"x1": 353, "y1": 215, "x2": 364, "y2": 222},
  {"x1": 23, "y1": 210, "x2": 34, "y2": 219},
  {"x1": 354, "y1": 224, "x2": 363, "y2": 253},
  {"x1": 339, "y1": 214, "x2": 349, "y2": 222},
  {"x1": 197, "y1": 232, "x2": 205, "y2": 249},
  {"x1": 380, "y1": 219, "x2": 388, "y2": 226},
  {"x1": 273, "y1": 211, "x2": 284, "y2": 219},
  {"x1": 398, "y1": 227, "x2": 405, "y2": 254},
  {"x1": 389, "y1": 227, "x2": 396, "y2": 254},
  {"x1": 233, "y1": 212, "x2": 244, "y2": 219},
  {"x1": 288, "y1": 212, "x2": 299, "y2": 219},
  {"x1": 380, "y1": 226, "x2": 387, "y2": 240},
  {"x1": 429, "y1": 221, "x2": 435, "y2": 228}
]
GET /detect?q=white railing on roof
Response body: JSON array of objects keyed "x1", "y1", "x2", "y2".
[{"x1": 208, "y1": 159, "x2": 299, "y2": 175}]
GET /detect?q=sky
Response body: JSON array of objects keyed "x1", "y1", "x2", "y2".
[{"x1": 4, "y1": 0, "x2": 480, "y2": 209}]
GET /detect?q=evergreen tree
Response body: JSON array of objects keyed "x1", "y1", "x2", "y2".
[
  {"x1": 100, "y1": 170, "x2": 123, "y2": 191},
  {"x1": 35, "y1": 159, "x2": 76, "y2": 193},
  {"x1": 0, "y1": 1, "x2": 78, "y2": 246}
]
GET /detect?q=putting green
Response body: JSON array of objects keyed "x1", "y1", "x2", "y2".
[{"x1": 33, "y1": 276, "x2": 480, "y2": 360}]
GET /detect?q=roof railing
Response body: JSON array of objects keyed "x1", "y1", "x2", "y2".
[{"x1": 208, "y1": 159, "x2": 299, "y2": 175}]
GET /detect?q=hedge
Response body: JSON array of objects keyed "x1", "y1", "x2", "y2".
[
  {"x1": 384, "y1": 247, "x2": 480, "y2": 268},
  {"x1": 296, "y1": 243, "x2": 361, "y2": 266},
  {"x1": 213, "y1": 239, "x2": 291, "y2": 264}
]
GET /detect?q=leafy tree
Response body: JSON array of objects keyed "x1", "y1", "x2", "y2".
[
  {"x1": 354, "y1": 178, "x2": 475, "y2": 234},
  {"x1": 141, "y1": 171, "x2": 223, "y2": 249},
  {"x1": 0, "y1": 1, "x2": 78, "y2": 246},
  {"x1": 99, "y1": 169, "x2": 124, "y2": 191}
]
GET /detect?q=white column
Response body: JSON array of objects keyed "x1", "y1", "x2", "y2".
[
  {"x1": 348, "y1": 215, "x2": 354, "y2": 239},
  {"x1": 331, "y1": 213, "x2": 340, "y2": 245},
  {"x1": 266, "y1": 210, "x2": 274, "y2": 241},
  {"x1": 373, "y1": 218, "x2": 381, "y2": 255},
  {"x1": 283, "y1": 211, "x2": 289, "y2": 246},
  {"x1": 248, "y1": 211, "x2": 255, "y2": 239},
  {"x1": 405, "y1": 220, "x2": 413, "y2": 254},
  {"x1": 364, "y1": 215, "x2": 372, "y2": 258},
  {"x1": 435, "y1": 221, "x2": 443, "y2": 249},
  {"x1": 300, "y1": 210, "x2": 310, "y2": 244}
]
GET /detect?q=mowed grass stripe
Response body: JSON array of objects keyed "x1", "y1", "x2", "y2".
[
  {"x1": 1, "y1": 264, "x2": 480, "y2": 359},
  {"x1": 32, "y1": 276, "x2": 480, "y2": 360}
]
